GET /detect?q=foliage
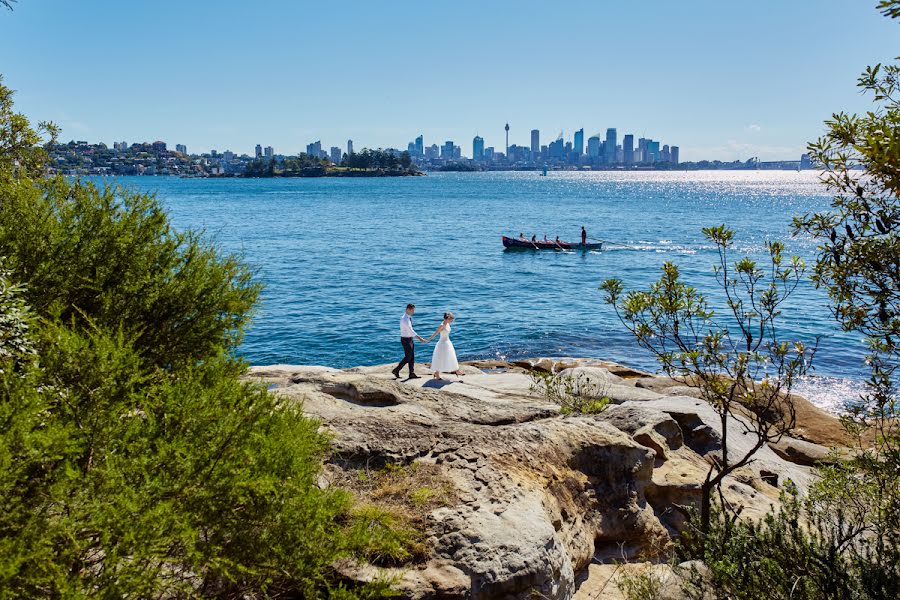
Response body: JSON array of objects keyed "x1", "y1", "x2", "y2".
[
  {"x1": 342, "y1": 149, "x2": 416, "y2": 171},
  {"x1": 0, "y1": 176, "x2": 261, "y2": 371},
  {"x1": 529, "y1": 369, "x2": 610, "y2": 415},
  {"x1": 617, "y1": 567, "x2": 665, "y2": 600},
  {"x1": 790, "y1": 10, "x2": 900, "y2": 594},
  {"x1": 0, "y1": 75, "x2": 58, "y2": 180},
  {"x1": 0, "y1": 75, "x2": 402, "y2": 597},
  {"x1": 0, "y1": 264, "x2": 35, "y2": 372},
  {"x1": 675, "y1": 490, "x2": 898, "y2": 600},
  {"x1": 601, "y1": 226, "x2": 815, "y2": 534}
]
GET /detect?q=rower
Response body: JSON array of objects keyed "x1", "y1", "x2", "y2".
[
  {"x1": 531, "y1": 234, "x2": 537, "y2": 243},
  {"x1": 519, "y1": 232, "x2": 526, "y2": 241},
  {"x1": 555, "y1": 236, "x2": 562, "y2": 245},
  {"x1": 581, "y1": 226, "x2": 587, "y2": 245},
  {"x1": 543, "y1": 233, "x2": 549, "y2": 242}
]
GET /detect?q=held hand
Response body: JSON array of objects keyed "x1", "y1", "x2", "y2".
[{"x1": 417, "y1": 336, "x2": 427, "y2": 343}]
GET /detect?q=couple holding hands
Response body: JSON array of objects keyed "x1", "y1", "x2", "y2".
[{"x1": 391, "y1": 303, "x2": 463, "y2": 381}]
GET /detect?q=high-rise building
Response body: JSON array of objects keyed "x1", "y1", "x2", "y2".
[
  {"x1": 637, "y1": 138, "x2": 648, "y2": 164},
  {"x1": 484, "y1": 147, "x2": 494, "y2": 161},
  {"x1": 255, "y1": 144, "x2": 263, "y2": 159},
  {"x1": 605, "y1": 128, "x2": 617, "y2": 164},
  {"x1": 531, "y1": 129, "x2": 540, "y2": 154},
  {"x1": 152, "y1": 141, "x2": 167, "y2": 153},
  {"x1": 223, "y1": 150, "x2": 235, "y2": 162},
  {"x1": 175, "y1": 143, "x2": 187, "y2": 154},
  {"x1": 347, "y1": 139, "x2": 354, "y2": 156},
  {"x1": 306, "y1": 141, "x2": 323, "y2": 158},
  {"x1": 573, "y1": 128, "x2": 584, "y2": 156},
  {"x1": 415, "y1": 135, "x2": 424, "y2": 157},
  {"x1": 661, "y1": 144, "x2": 670, "y2": 163},
  {"x1": 623, "y1": 134, "x2": 634, "y2": 165},
  {"x1": 671, "y1": 146, "x2": 680, "y2": 165},
  {"x1": 330, "y1": 146, "x2": 342, "y2": 164},
  {"x1": 549, "y1": 138, "x2": 565, "y2": 159},
  {"x1": 473, "y1": 135, "x2": 485, "y2": 161},
  {"x1": 587, "y1": 136, "x2": 601, "y2": 159},
  {"x1": 425, "y1": 144, "x2": 439, "y2": 159},
  {"x1": 647, "y1": 140, "x2": 660, "y2": 163},
  {"x1": 441, "y1": 141, "x2": 455, "y2": 159},
  {"x1": 799, "y1": 152, "x2": 810, "y2": 169},
  {"x1": 264, "y1": 146, "x2": 274, "y2": 159}
]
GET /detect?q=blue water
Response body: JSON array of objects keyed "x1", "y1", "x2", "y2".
[{"x1": 96, "y1": 171, "x2": 869, "y2": 411}]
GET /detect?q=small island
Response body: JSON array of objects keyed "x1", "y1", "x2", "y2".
[{"x1": 243, "y1": 148, "x2": 423, "y2": 178}]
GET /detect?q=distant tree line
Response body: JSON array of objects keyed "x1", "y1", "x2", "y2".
[{"x1": 342, "y1": 148, "x2": 413, "y2": 171}]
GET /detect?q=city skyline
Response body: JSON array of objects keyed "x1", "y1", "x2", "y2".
[{"x1": 2, "y1": 1, "x2": 897, "y2": 161}]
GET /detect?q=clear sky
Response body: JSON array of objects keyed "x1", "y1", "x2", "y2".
[{"x1": 1, "y1": 0, "x2": 897, "y2": 161}]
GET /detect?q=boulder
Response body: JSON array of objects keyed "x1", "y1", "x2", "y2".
[{"x1": 769, "y1": 436, "x2": 835, "y2": 467}]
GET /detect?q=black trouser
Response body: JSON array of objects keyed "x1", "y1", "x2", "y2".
[{"x1": 396, "y1": 336, "x2": 415, "y2": 375}]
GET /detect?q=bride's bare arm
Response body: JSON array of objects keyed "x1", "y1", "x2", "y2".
[{"x1": 426, "y1": 324, "x2": 443, "y2": 342}]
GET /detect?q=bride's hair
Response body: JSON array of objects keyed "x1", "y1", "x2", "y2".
[{"x1": 443, "y1": 312, "x2": 454, "y2": 321}]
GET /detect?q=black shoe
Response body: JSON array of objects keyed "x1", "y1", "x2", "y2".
[
  {"x1": 408, "y1": 374, "x2": 421, "y2": 379},
  {"x1": 391, "y1": 368, "x2": 400, "y2": 379}
]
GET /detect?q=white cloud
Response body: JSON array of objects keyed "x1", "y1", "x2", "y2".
[{"x1": 745, "y1": 124, "x2": 762, "y2": 133}]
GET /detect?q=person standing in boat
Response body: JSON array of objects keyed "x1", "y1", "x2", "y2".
[
  {"x1": 581, "y1": 226, "x2": 587, "y2": 246},
  {"x1": 426, "y1": 312, "x2": 464, "y2": 380},
  {"x1": 392, "y1": 303, "x2": 426, "y2": 379}
]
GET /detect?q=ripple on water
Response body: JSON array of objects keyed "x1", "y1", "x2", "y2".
[{"x1": 91, "y1": 171, "x2": 870, "y2": 413}]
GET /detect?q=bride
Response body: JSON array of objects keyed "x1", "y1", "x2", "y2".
[{"x1": 427, "y1": 312, "x2": 464, "y2": 379}]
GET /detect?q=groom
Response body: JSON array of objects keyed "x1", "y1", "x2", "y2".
[{"x1": 392, "y1": 303, "x2": 426, "y2": 379}]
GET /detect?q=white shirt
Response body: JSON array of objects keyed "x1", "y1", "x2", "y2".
[{"x1": 400, "y1": 313, "x2": 418, "y2": 338}]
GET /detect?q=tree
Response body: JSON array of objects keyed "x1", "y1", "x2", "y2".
[
  {"x1": 0, "y1": 75, "x2": 58, "y2": 180},
  {"x1": 790, "y1": 1, "x2": 900, "y2": 592},
  {"x1": 602, "y1": 226, "x2": 814, "y2": 536}
]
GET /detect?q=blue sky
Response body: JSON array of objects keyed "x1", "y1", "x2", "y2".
[{"x1": 1, "y1": 0, "x2": 897, "y2": 161}]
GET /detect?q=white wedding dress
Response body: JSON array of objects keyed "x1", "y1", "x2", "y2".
[{"x1": 431, "y1": 324, "x2": 459, "y2": 372}]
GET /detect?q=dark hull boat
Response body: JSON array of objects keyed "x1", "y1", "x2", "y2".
[{"x1": 501, "y1": 236, "x2": 603, "y2": 251}]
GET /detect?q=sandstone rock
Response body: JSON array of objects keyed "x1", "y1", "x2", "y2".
[
  {"x1": 246, "y1": 362, "x2": 840, "y2": 599},
  {"x1": 769, "y1": 436, "x2": 835, "y2": 467}
]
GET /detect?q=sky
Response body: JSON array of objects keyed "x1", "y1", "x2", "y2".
[{"x1": 1, "y1": 0, "x2": 898, "y2": 161}]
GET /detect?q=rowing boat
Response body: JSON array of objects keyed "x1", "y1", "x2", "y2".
[{"x1": 501, "y1": 236, "x2": 603, "y2": 251}]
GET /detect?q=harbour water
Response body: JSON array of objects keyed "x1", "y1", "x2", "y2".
[{"x1": 99, "y1": 171, "x2": 869, "y2": 412}]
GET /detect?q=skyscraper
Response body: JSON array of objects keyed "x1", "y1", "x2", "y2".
[
  {"x1": 637, "y1": 138, "x2": 648, "y2": 164},
  {"x1": 330, "y1": 146, "x2": 342, "y2": 164},
  {"x1": 473, "y1": 135, "x2": 485, "y2": 161},
  {"x1": 661, "y1": 144, "x2": 670, "y2": 163},
  {"x1": 605, "y1": 128, "x2": 617, "y2": 164},
  {"x1": 587, "y1": 136, "x2": 601, "y2": 159},
  {"x1": 347, "y1": 139, "x2": 354, "y2": 155},
  {"x1": 573, "y1": 128, "x2": 584, "y2": 156},
  {"x1": 531, "y1": 129, "x2": 540, "y2": 155},
  {"x1": 647, "y1": 140, "x2": 660, "y2": 163},
  {"x1": 623, "y1": 134, "x2": 634, "y2": 165},
  {"x1": 175, "y1": 143, "x2": 187, "y2": 154},
  {"x1": 441, "y1": 141, "x2": 454, "y2": 159},
  {"x1": 264, "y1": 146, "x2": 274, "y2": 159},
  {"x1": 415, "y1": 135, "x2": 424, "y2": 157},
  {"x1": 671, "y1": 146, "x2": 680, "y2": 165},
  {"x1": 255, "y1": 144, "x2": 262, "y2": 159}
]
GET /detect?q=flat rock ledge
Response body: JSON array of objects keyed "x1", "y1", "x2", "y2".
[{"x1": 246, "y1": 358, "x2": 848, "y2": 600}]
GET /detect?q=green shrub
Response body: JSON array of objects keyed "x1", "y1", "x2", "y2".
[
  {"x1": 529, "y1": 369, "x2": 610, "y2": 415},
  {"x1": 0, "y1": 74, "x2": 402, "y2": 596},
  {"x1": 0, "y1": 176, "x2": 261, "y2": 371}
]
